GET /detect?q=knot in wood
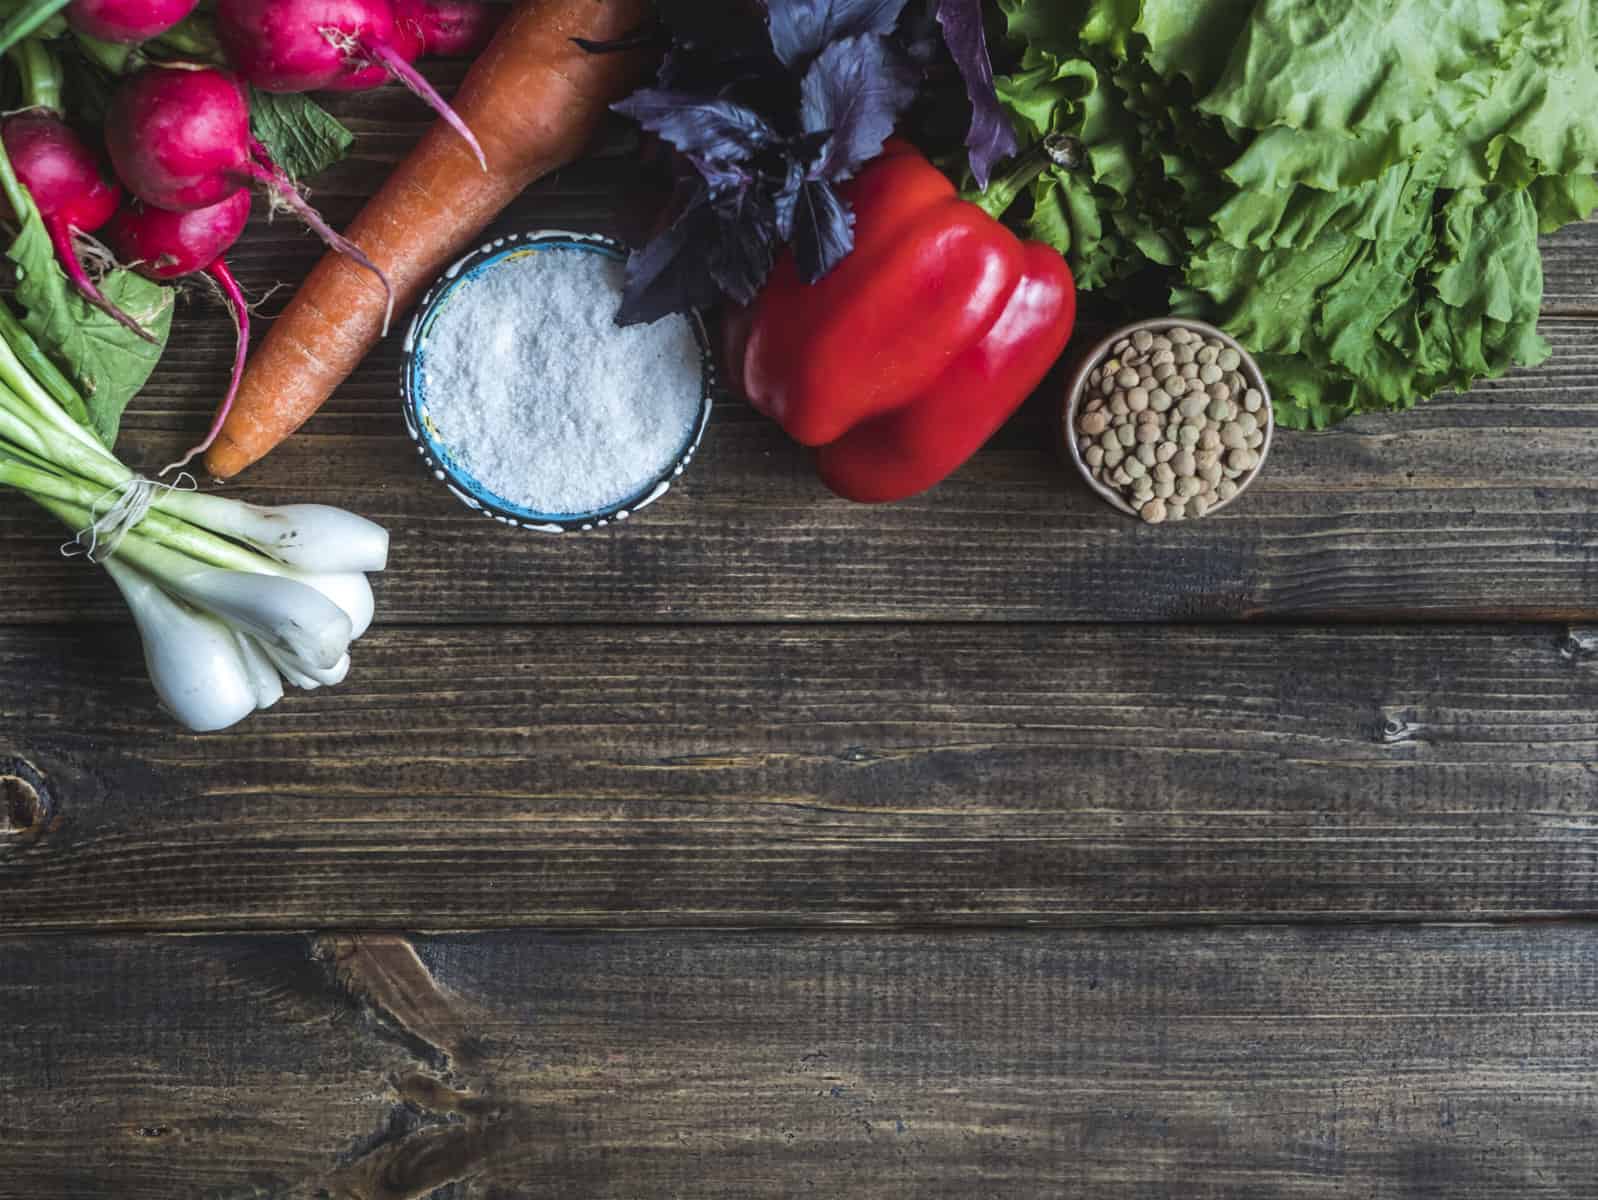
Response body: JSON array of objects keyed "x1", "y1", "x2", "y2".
[
  {"x1": 1378, "y1": 716, "x2": 1416, "y2": 745},
  {"x1": 0, "y1": 756, "x2": 52, "y2": 848},
  {"x1": 1560, "y1": 628, "x2": 1598, "y2": 662}
]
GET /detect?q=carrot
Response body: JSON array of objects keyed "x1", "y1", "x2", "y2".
[{"x1": 203, "y1": 0, "x2": 653, "y2": 480}]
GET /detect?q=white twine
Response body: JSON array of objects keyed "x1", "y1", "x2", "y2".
[{"x1": 62, "y1": 473, "x2": 197, "y2": 563}]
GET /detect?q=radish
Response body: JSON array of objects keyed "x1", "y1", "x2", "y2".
[
  {"x1": 393, "y1": 0, "x2": 505, "y2": 60},
  {"x1": 67, "y1": 0, "x2": 200, "y2": 44},
  {"x1": 215, "y1": 0, "x2": 487, "y2": 170},
  {"x1": 104, "y1": 191, "x2": 253, "y2": 472},
  {"x1": 324, "y1": 0, "x2": 505, "y2": 90},
  {"x1": 104, "y1": 66, "x2": 394, "y2": 329},
  {"x1": 0, "y1": 112, "x2": 154, "y2": 342}
]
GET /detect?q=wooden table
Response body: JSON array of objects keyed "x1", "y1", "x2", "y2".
[{"x1": 6, "y1": 81, "x2": 1598, "y2": 1199}]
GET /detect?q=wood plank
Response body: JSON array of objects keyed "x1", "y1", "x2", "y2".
[
  {"x1": 4, "y1": 925, "x2": 1598, "y2": 1198},
  {"x1": 5, "y1": 316, "x2": 1598, "y2": 624},
  {"x1": 1542, "y1": 219, "x2": 1598, "y2": 316},
  {"x1": 6, "y1": 623, "x2": 1598, "y2": 931}
]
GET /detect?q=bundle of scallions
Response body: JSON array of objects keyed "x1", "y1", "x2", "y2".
[
  {"x1": 0, "y1": 314, "x2": 389, "y2": 730},
  {"x1": 0, "y1": 321, "x2": 389, "y2": 729}
]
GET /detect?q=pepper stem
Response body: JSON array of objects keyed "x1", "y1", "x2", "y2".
[{"x1": 963, "y1": 133, "x2": 1085, "y2": 221}]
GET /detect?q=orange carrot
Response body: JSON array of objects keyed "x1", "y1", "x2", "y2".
[{"x1": 204, "y1": 0, "x2": 652, "y2": 480}]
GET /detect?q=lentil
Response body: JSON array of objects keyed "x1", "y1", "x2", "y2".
[{"x1": 1075, "y1": 326, "x2": 1271, "y2": 523}]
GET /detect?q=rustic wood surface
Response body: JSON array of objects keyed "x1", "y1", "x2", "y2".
[
  {"x1": 7, "y1": 623, "x2": 1598, "y2": 931},
  {"x1": 7, "y1": 927, "x2": 1598, "y2": 1200},
  {"x1": 5, "y1": 80, "x2": 1598, "y2": 1198}
]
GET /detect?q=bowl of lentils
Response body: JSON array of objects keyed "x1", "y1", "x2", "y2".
[{"x1": 1064, "y1": 318, "x2": 1272, "y2": 524}]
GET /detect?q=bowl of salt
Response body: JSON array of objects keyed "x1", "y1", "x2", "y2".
[{"x1": 401, "y1": 231, "x2": 714, "y2": 534}]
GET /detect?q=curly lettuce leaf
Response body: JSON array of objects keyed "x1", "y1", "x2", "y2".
[
  {"x1": 1133, "y1": 0, "x2": 1253, "y2": 94},
  {"x1": 1440, "y1": 0, "x2": 1598, "y2": 188},
  {"x1": 990, "y1": 0, "x2": 1598, "y2": 429},
  {"x1": 1198, "y1": 0, "x2": 1523, "y2": 141}
]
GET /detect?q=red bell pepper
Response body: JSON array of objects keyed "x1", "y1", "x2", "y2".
[{"x1": 731, "y1": 138, "x2": 1076, "y2": 503}]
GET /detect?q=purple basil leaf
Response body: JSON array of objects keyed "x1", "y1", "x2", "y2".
[
  {"x1": 708, "y1": 203, "x2": 779, "y2": 304},
  {"x1": 799, "y1": 33, "x2": 917, "y2": 181},
  {"x1": 771, "y1": 132, "x2": 829, "y2": 238},
  {"x1": 694, "y1": 154, "x2": 758, "y2": 197},
  {"x1": 767, "y1": 0, "x2": 912, "y2": 68},
  {"x1": 791, "y1": 180, "x2": 856, "y2": 283},
  {"x1": 619, "y1": 199, "x2": 727, "y2": 326},
  {"x1": 613, "y1": 91, "x2": 776, "y2": 165},
  {"x1": 935, "y1": 0, "x2": 1018, "y2": 189}
]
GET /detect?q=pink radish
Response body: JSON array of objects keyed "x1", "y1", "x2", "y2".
[
  {"x1": 67, "y1": 0, "x2": 200, "y2": 44},
  {"x1": 104, "y1": 191, "x2": 253, "y2": 472},
  {"x1": 0, "y1": 112, "x2": 154, "y2": 342},
  {"x1": 399, "y1": 0, "x2": 505, "y2": 58},
  {"x1": 214, "y1": 0, "x2": 487, "y2": 170},
  {"x1": 104, "y1": 65, "x2": 394, "y2": 329},
  {"x1": 324, "y1": 0, "x2": 504, "y2": 90}
]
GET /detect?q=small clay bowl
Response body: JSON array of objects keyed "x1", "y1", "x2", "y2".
[
  {"x1": 1063, "y1": 318, "x2": 1273, "y2": 521},
  {"x1": 401, "y1": 230, "x2": 714, "y2": 535}
]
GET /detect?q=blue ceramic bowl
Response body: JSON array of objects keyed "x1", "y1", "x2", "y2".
[{"x1": 401, "y1": 230, "x2": 714, "y2": 534}]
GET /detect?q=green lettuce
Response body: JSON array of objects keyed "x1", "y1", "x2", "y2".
[{"x1": 990, "y1": 0, "x2": 1598, "y2": 428}]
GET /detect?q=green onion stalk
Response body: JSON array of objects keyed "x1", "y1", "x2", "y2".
[{"x1": 0, "y1": 136, "x2": 389, "y2": 731}]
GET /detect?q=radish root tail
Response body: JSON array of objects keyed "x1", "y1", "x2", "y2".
[
  {"x1": 368, "y1": 40, "x2": 488, "y2": 172},
  {"x1": 162, "y1": 258, "x2": 249, "y2": 476},
  {"x1": 245, "y1": 142, "x2": 395, "y2": 335},
  {"x1": 48, "y1": 219, "x2": 158, "y2": 343}
]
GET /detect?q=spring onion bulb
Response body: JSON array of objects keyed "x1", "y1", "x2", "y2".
[
  {"x1": 257, "y1": 640, "x2": 351, "y2": 691},
  {"x1": 233, "y1": 632, "x2": 286, "y2": 712},
  {"x1": 165, "y1": 565, "x2": 354, "y2": 672},
  {"x1": 103, "y1": 558, "x2": 261, "y2": 733},
  {"x1": 291, "y1": 571, "x2": 375, "y2": 640}
]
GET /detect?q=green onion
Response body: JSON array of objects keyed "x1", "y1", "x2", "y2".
[{"x1": 0, "y1": 289, "x2": 387, "y2": 731}]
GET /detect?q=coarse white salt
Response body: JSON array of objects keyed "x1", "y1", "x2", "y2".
[{"x1": 419, "y1": 248, "x2": 704, "y2": 516}]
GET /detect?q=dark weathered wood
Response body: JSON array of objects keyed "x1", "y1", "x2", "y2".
[
  {"x1": 6, "y1": 623, "x2": 1598, "y2": 931},
  {"x1": 2, "y1": 315, "x2": 1597, "y2": 625},
  {"x1": 1542, "y1": 219, "x2": 1598, "y2": 316},
  {"x1": 4, "y1": 925, "x2": 1598, "y2": 1198}
]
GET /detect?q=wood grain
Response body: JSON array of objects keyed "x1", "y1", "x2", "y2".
[
  {"x1": 3, "y1": 313, "x2": 1598, "y2": 625},
  {"x1": 6, "y1": 622, "x2": 1598, "y2": 931},
  {"x1": 1542, "y1": 219, "x2": 1598, "y2": 315},
  {"x1": 5, "y1": 925, "x2": 1598, "y2": 1198}
]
